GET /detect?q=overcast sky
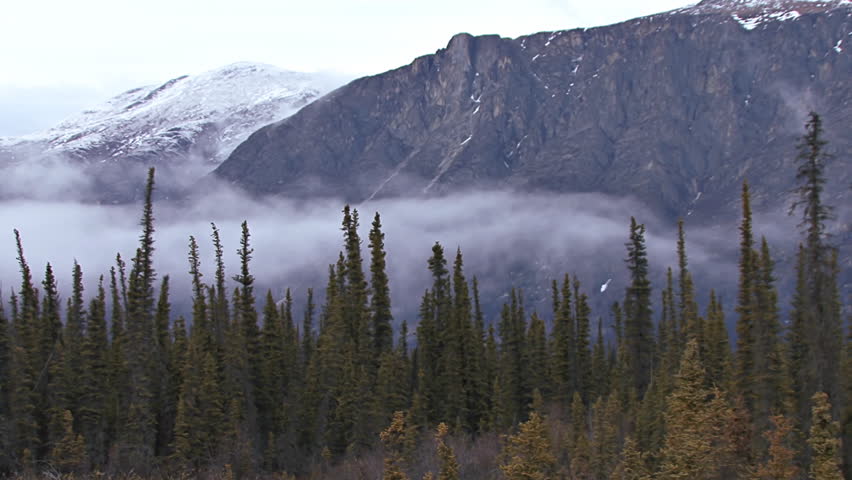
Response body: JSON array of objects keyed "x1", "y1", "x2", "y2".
[{"x1": 0, "y1": 0, "x2": 692, "y2": 136}]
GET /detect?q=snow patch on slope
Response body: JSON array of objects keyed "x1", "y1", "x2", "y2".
[{"x1": 732, "y1": 9, "x2": 800, "y2": 29}]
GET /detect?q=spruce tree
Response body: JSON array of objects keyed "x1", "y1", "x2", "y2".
[
  {"x1": 676, "y1": 219, "x2": 699, "y2": 344},
  {"x1": 441, "y1": 249, "x2": 467, "y2": 428},
  {"x1": 302, "y1": 288, "x2": 315, "y2": 368},
  {"x1": 50, "y1": 410, "x2": 87, "y2": 473},
  {"x1": 788, "y1": 112, "x2": 843, "y2": 419},
  {"x1": 259, "y1": 290, "x2": 286, "y2": 442},
  {"x1": 36, "y1": 262, "x2": 61, "y2": 458},
  {"x1": 624, "y1": 217, "x2": 653, "y2": 394},
  {"x1": 703, "y1": 290, "x2": 731, "y2": 389},
  {"x1": 107, "y1": 260, "x2": 129, "y2": 462},
  {"x1": 658, "y1": 340, "x2": 731, "y2": 479},
  {"x1": 551, "y1": 274, "x2": 576, "y2": 403},
  {"x1": 121, "y1": 167, "x2": 159, "y2": 469},
  {"x1": 499, "y1": 412, "x2": 556, "y2": 480},
  {"x1": 590, "y1": 394, "x2": 620, "y2": 479},
  {"x1": 78, "y1": 278, "x2": 109, "y2": 467},
  {"x1": 590, "y1": 318, "x2": 609, "y2": 401},
  {"x1": 341, "y1": 206, "x2": 370, "y2": 364},
  {"x1": 612, "y1": 436, "x2": 651, "y2": 480},
  {"x1": 380, "y1": 411, "x2": 411, "y2": 480},
  {"x1": 526, "y1": 313, "x2": 549, "y2": 401},
  {"x1": 464, "y1": 274, "x2": 488, "y2": 433},
  {"x1": 0, "y1": 304, "x2": 10, "y2": 472},
  {"x1": 210, "y1": 223, "x2": 229, "y2": 344},
  {"x1": 735, "y1": 180, "x2": 757, "y2": 413},
  {"x1": 435, "y1": 423, "x2": 459, "y2": 480},
  {"x1": 153, "y1": 274, "x2": 174, "y2": 457},
  {"x1": 11, "y1": 230, "x2": 39, "y2": 465},
  {"x1": 752, "y1": 237, "x2": 786, "y2": 444},
  {"x1": 807, "y1": 392, "x2": 842, "y2": 480},
  {"x1": 369, "y1": 212, "x2": 393, "y2": 361},
  {"x1": 753, "y1": 415, "x2": 799, "y2": 480},
  {"x1": 233, "y1": 221, "x2": 260, "y2": 396},
  {"x1": 575, "y1": 289, "x2": 592, "y2": 403}
]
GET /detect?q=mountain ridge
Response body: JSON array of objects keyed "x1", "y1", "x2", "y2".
[{"x1": 214, "y1": 2, "x2": 850, "y2": 222}]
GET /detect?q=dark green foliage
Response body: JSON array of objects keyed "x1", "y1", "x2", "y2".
[
  {"x1": 525, "y1": 313, "x2": 549, "y2": 399},
  {"x1": 575, "y1": 288, "x2": 592, "y2": 403},
  {"x1": 735, "y1": 181, "x2": 758, "y2": 413},
  {"x1": 120, "y1": 167, "x2": 159, "y2": 470},
  {"x1": 259, "y1": 290, "x2": 286, "y2": 439},
  {"x1": 369, "y1": 212, "x2": 393, "y2": 361},
  {"x1": 11, "y1": 229, "x2": 39, "y2": 465},
  {"x1": 676, "y1": 219, "x2": 699, "y2": 344},
  {"x1": 210, "y1": 223, "x2": 229, "y2": 344},
  {"x1": 624, "y1": 217, "x2": 653, "y2": 395},
  {"x1": 703, "y1": 290, "x2": 730, "y2": 389},
  {"x1": 550, "y1": 274, "x2": 575, "y2": 403},
  {"x1": 78, "y1": 278, "x2": 109, "y2": 466}
]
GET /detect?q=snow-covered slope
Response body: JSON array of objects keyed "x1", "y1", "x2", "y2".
[
  {"x1": 672, "y1": 0, "x2": 851, "y2": 29},
  {"x1": 0, "y1": 62, "x2": 339, "y2": 166}
]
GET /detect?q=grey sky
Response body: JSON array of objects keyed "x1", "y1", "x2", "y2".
[{"x1": 0, "y1": 0, "x2": 691, "y2": 135}]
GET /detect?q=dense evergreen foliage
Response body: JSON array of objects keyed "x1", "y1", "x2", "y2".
[{"x1": 0, "y1": 113, "x2": 847, "y2": 479}]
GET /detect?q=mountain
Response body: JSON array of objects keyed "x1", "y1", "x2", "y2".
[
  {"x1": 0, "y1": 62, "x2": 342, "y2": 201},
  {"x1": 214, "y1": 0, "x2": 851, "y2": 222}
]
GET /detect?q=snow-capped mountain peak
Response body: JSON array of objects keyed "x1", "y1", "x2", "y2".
[{"x1": 3, "y1": 62, "x2": 342, "y2": 166}]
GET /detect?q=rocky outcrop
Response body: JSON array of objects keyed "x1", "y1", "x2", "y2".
[{"x1": 215, "y1": 1, "x2": 851, "y2": 221}]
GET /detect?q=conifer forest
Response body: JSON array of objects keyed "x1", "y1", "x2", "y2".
[{"x1": 0, "y1": 112, "x2": 848, "y2": 480}]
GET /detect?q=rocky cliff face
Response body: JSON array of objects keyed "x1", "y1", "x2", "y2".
[{"x1": 215, "y1": 0, "x2": 851, "y2": 221}]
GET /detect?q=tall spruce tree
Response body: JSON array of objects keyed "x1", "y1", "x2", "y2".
[
  {"x1": 788, "y1": 112, "x2": 843, "y2": 424},
  {"x1": 120, "y1": 167, "x2": 159, "y2": 469},
  {"x1": 575, "y1": 288, "x2": 592, "y2": 403},
  {"x1": 551, "y1": 274, "x2": 576, "y2": 404},
  {"x1": 369, "y1": 212, "x2": 393, "y2": 362},
  {"x1": 676, "y1": 219, "x2": 699, "y2": 345},
  {"x1": 752, "y1": 237, "x2": 786, "y2": 446},
  {"x1": 210, "y1": 223, "x2": 229, "y2": 344},
  {"x1": 11, "y1": 230, "x2": 39, "y2": 466},
  {"x1": 735, "y1": 180, "x2": 758, "y2": 413},
  {"x1": 623, "y1": 217, "x2": 653, "y2": 395}
]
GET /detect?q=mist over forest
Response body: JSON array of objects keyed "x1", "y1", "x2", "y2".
[{"x1": 0, "y1": 159, "x2": 810, "y2": 335}]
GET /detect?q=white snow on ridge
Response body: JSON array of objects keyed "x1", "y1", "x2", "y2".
[
  {"x1": 687, "y1": 0, "x2": 846, "y2": 11},
  {"x1": 672, "y1": 0, "x2": 850, "y2": 18},
  {"x1": 732, "y1": 9, "x2": 801, "y2": 29},
  {"x1": 600, "y1": 278, "x2": 612, "y2": 293},
  {"x1": 835, "y1": 39, "x2": 844, "y2": 51}
]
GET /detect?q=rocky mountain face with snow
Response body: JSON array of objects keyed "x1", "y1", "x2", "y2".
[
  {"x1": 215, "y1": 0, "x2": 851, "y2": 222},
  {"x1": 0, "y1": 63, "x2": 340, "y2": 201}
]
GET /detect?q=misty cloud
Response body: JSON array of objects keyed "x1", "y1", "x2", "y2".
[
  {"x1": 0, "y1": 155, "x2": 94, "y2": 201},
  {"x1": 0, "y1": 171, "x2": 795, "y2": 331}
]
